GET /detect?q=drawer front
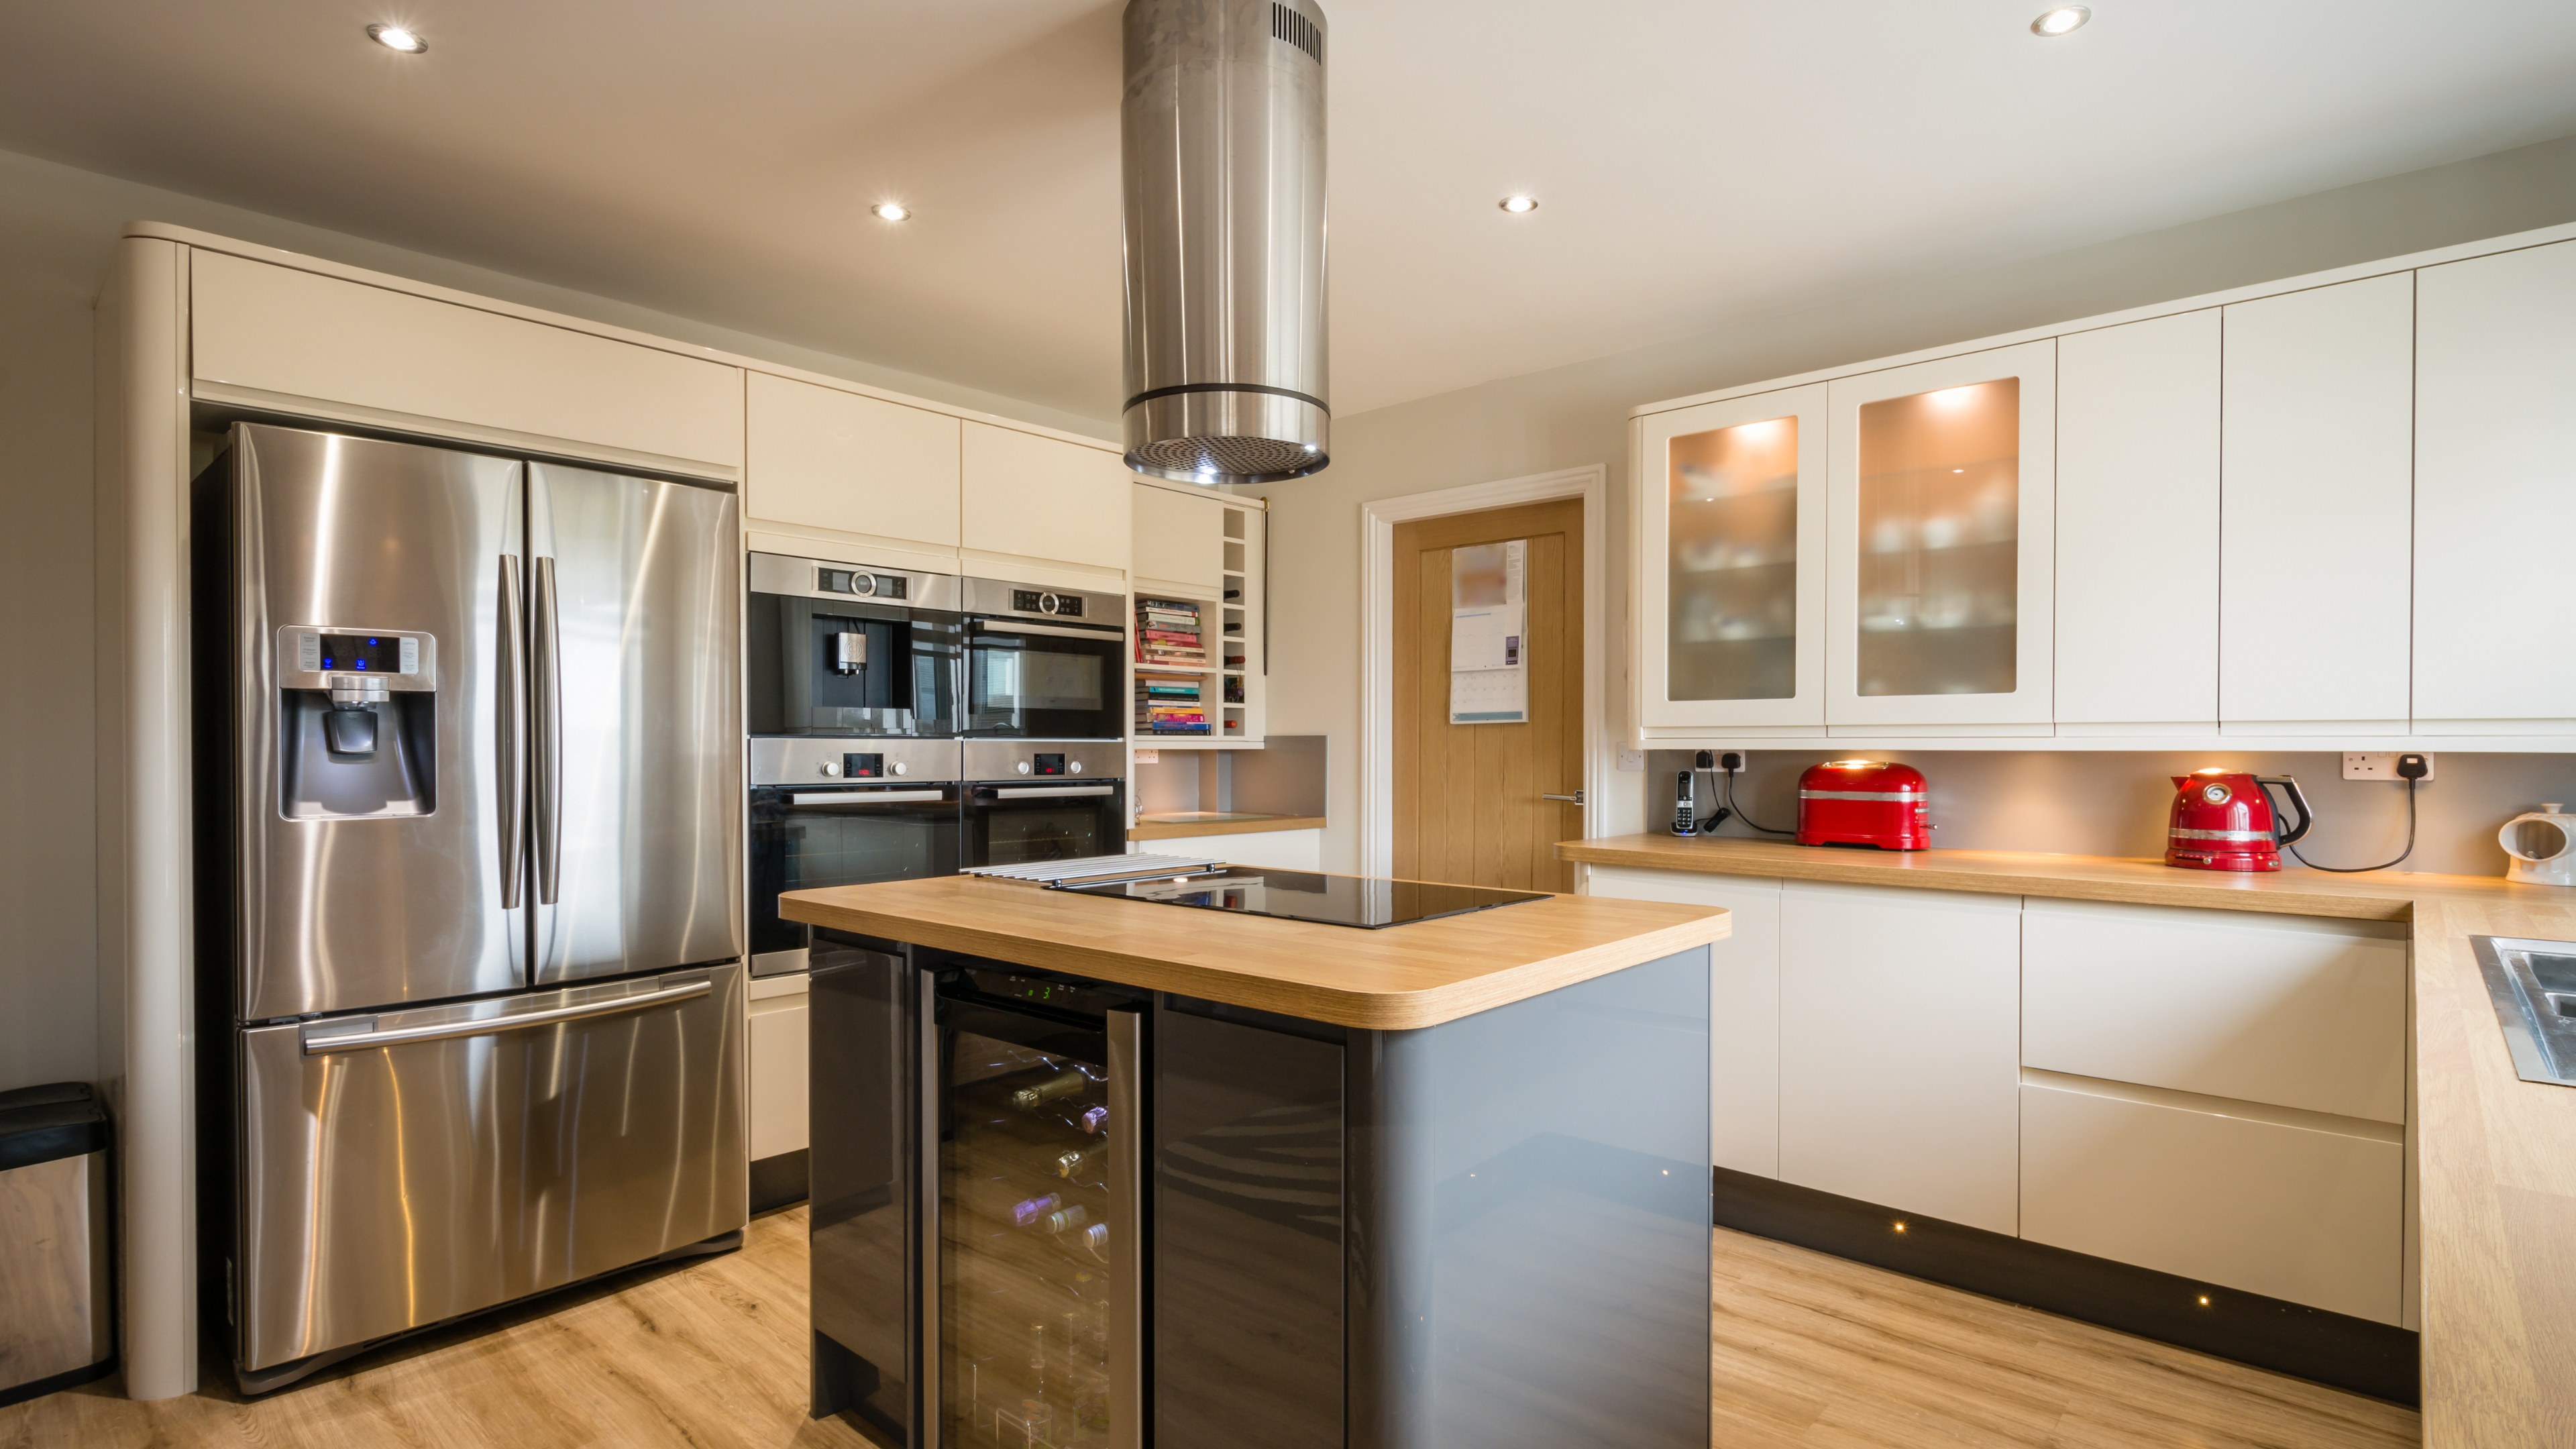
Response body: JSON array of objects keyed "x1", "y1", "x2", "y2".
[
  {"x1": 1585, "y1": 867, "x2": 1782, "y2": 1178},
  {"x1": 192, "y1": 250, "x2": 745, "y2": 470},
  {"x1": 2021, "y1": 1081, "x2": 2402, "y2": 1324},
  {"x1": 2023, "y1": 901, "x2": 2406, "y2": 1124}
]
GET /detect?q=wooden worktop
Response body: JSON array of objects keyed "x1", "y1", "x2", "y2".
[
  {"x1": 778, "y1": 872, "x2": 1729, "y2": 1030},
  {"x1": 1561, "y1": 833, "x2": 2576, "y2": 1448}
]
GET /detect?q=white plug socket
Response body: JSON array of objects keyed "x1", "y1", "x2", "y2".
[
  {"x1": 1616, "y1": 747, "x2": 1646, "y2": 772},
  {"x1": 2343, "y1": 751, "x2": 2433, "y2": 782}
]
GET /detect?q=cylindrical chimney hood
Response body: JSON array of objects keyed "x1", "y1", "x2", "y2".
[{"x1": 1121, "y1": 0, "x2": 1329, "y2": 486}]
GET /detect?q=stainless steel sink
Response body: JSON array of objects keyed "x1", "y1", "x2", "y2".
[{"x1": 2471, "y1": 936, "x2": 2576, "y2": 1086}]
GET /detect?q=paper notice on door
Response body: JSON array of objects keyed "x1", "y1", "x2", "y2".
[{"x1": 1450, "y1": 539, "x2": 1527, "y2": 723}]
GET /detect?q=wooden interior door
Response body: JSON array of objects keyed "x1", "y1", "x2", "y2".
[{"x1": 1392, "y1": 499, "x2": 1584, "y2": 891}]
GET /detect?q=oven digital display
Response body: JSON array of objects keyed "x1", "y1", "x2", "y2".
[
  {"x1": 1011, "y1": 589, "x2": 1083, "y2": 617},
  {"x1": 1032, "y1": 753, "x2": 1067, "y2": 776},
  {"x1": 843, "y1": 752, "x2": 885, "y2": 779},
  {"x1": 818, "y1": 569, "x2": 908, "y2": 600}
]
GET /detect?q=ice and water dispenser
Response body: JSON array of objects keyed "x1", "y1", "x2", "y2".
[{"x1": 274, "y1": 625, "x2": 439, "y2": 818}]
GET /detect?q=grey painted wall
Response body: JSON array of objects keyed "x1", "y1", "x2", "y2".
[
  {"x1": 1248, "y1": 131, "x2": 2576, "y2": 875},
  {"x1": 1645, "y1": 750, "x2": 2576, "y2": 881},
  {"x1": 0, "y1": 146, "x2": 1115, "y2": 1095}
]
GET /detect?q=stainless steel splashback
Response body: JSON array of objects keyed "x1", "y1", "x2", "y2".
[
  {"x1": 1122, "y1": 0, "x2": 1330, "y2": 485},
  {"x1": 226, "y1": 424, "x2": 525, "y2": 1022}
]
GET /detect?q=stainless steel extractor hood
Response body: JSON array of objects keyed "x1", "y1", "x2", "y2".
[{"x1": 1121, "y1": 0, "x2": 1329, "y2": 486}]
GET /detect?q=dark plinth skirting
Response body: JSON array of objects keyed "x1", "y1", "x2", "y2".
[
  {"x1": 749, "y1": 1149, "x2": 809, "y2": 1215},
  {"x1": 1711, "y1": 1167, "x2": 2419, "y2": 1405}
]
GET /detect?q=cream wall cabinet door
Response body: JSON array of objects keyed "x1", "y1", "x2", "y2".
[
  {"x1": 1824, "y1": 341, "x2": 2055, "y2": 729},
  {"x1": 1778, "y1": 881, "x2": 2021, "y2": 1232},
  {"x1": 748, "y1": 983, "x2": 810, "y2": 1163},
  {"x1": 2415, "y1": 239, "x2": 2576, "y2": 732},
  {"x1": 2218, "y1": 274, "x2": 2414, "y2": 733},
  {"x1": 2022, "y1": 902, "x2": 2406, "y2": 1124},
  {"x1": 1583, "y1": 866, "x2": 1782, "y2": 1178},
  {"x1": 189, "y1": 250, "x2": 743, "y2": 471},
  {"x1": 963, "y1": 423, "x2": 1132, "y2": 576},
  {"x1": 1133, "y1": 484, "x2": 1227, "y2": 597},
  {"x1": 2021, "y1": 1079, "x2": 2402, "y2": 1324},
  {"x1": 745, "y1": 372, "x2": 960, "y2": 551},
  {"x1": 2055, "y1": 313, "x2": 2222, "y2": 733},
  {"x1": 1636, "y1": 385, "x2": 1829, "y2": 732}
]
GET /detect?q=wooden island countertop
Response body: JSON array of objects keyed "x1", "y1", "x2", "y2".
[
  {"x1": 778, "y1": 871, "x2": 1729, "y2": 1030},
  {"x1": 1560, "y1": 832, "x2": 2576, "y2": 1448}
]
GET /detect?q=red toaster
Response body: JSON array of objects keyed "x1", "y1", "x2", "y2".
[{"x1": 1796, "y1": 759, "x2": 1930, "y2": 851}]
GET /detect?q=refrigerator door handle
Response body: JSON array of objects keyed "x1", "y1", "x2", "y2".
[
  {"x1": 533, "y1": 554, "x2": 564, "y2": 906},
  {"x1": 1106, "y1": 1006, "x2": 1144, "y2": 1449},
  {"x1": 497, "y1": 555, "x2": 528, "y2": 910},
  {"x1": 298, "y1": 978, "x2": 711, "y2": 1055}
]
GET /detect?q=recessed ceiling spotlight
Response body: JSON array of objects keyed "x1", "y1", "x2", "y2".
[
  {"x1": 871, "y1": 202, "x2": 911, "y2": 222},
  {"x1": 2029, "y1": 5, "x2": 2090, "y2": 36},
  {"x1": 366, "y1": 23, "x2": 428, "y2": 53},
  {"x1": 1499, "y1": 195, "x2": 1539, "y2": 215}
]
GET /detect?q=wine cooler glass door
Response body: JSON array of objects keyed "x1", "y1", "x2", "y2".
[{"x1": 937, "y1": 987, "x2": 1128, "y2": 1449}]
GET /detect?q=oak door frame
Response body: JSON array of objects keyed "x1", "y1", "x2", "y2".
[{"x1": 1361, "y1": 465, "x2": 1608, "y2": 879}]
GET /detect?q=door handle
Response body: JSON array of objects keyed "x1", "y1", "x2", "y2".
[
  {"x1": 1542, "y1": 791, "x2": 1585, "y2": 804},
  {"x1": 299, "y1": 978, "x2": 710, "y2": 1055},
  {"x1": 790, "y1": 790, "x2": 953, "y2": 805},
  {"x1": 496, "y1": 555, "x2": 527, "y2": 910},
  {"x1": 1106, "y1": 1006, "x2": 1144, "y2": 1448},
  {"x1": 973, "y1": 621, "x2": 1122, "y2": 643},
  {"x1": 533, "y1": 555, "x2": 564, "y2": 906},
  {"x1": 982, "y1": 785, "x2": 1116, "y2": 798}
]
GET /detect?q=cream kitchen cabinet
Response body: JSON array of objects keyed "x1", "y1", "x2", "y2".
[
  {"x1": 189, "y1": 249, "x2": 743, "y2": 473},
  {"x1": 1635, "y1": 385, "x2": 1829, "y2": 733},
  {"x1": 962, "y1": 422, "x2": 1132, "y2": 581},
  {"x1": 2414, "y1": 239, "x2": 2576, "y2": 733},
  {"x1": 1133, "y1": 482, "x2": 1228, "y2": 598},
  {"x1": 1824, "y1": 341, "x2": 2056, "y2": 731},
  {"x1": 747, "y1": 975, "x2": 810, "y2": 1208},
  {"x1": 1131, "y1": 490, "x2": 1267, "y2": 746},
  {"x1": 2054, "y1": 312, "x2": 2222, "y2": 733},
  {"x1": 2219, "y1": 274, "x2": 2416, "y2": 734},
  {"x1": 1777, "y1": 881, "x2": 2022, "y2": 1234},
  {"x1": 744, "y1": 371, "x2": 961, "y2": 556},
  {"x1": 1582, "y1": 866, "x2": 1782, "y2": 1178}
]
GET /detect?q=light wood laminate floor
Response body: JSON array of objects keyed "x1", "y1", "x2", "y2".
[{"x1": 3, "y1": 1211, "x2": 2420, "y2": 1448}]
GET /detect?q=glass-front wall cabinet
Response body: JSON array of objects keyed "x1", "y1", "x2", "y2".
[
  {"x1": 1638, "y1": 383, "x2": 1827, "y2": 730},
  {"x1": 1827, "y1": 341, "x2": 2055, "y2": 727}
]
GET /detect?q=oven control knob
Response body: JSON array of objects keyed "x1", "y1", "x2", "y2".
[
  {"x1": 820, "y1": 761, "x2": 841, "y2": 777},
  {"x1": 1070, "y1": 761, "x2": 1085, "y2": 774},
  {"x1": 890, "y1": 762, "x2": 908, "y2": 776},
  {"x1": 1016, "y1": 761, "x2": 1033, "y2": 775}
]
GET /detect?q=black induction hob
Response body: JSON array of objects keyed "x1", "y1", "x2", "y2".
[{"x1": 1053, "y1": 866, "x2": 1546, "y2": 929}]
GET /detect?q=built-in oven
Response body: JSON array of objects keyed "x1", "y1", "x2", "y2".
[
  {"x1": 963, "y1": 740, "x2": 1128, "y2": 869},
  {"x1": 961, "y1": 578, "x2": 1128, "y2": 741},
  {"x1": 749, "y1": 552, "x2": 962, "y2": 739},
  {"x1": 748, "y1": 739, "x2": 964, "y2": 977}
]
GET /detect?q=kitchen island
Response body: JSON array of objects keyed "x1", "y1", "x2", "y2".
[
  {"x1": 782, "y1": 871, "x2": 1729, "y2": 1449},
  {"x1": 1562, "y1": 833, "x2": 2576, "y2": 1448}
]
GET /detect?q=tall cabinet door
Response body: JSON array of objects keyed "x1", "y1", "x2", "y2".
[
  {"x1": 1825, "y1": 340, "x2": 2055, "y2": 728},
  {"x1": 1636, "y1": 384, "x2": 1827, "y2": 730},
  {"x1": 2415, "y1": 240, "x2": 2576, "y2": 733},
  {"x1": 2219, "y1": 274, "x2": 2414, "y2": 733},
  {"x1": 2055, "y1": 312, "x2": 2222, "y2": 733},
  {"x1": 529, "y1": 462, "x2": 744, "y2": 983}
]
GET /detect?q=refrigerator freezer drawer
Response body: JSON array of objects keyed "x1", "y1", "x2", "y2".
[{"x1": 234, "y1": 965, "x2": 748, "y2": 1374}]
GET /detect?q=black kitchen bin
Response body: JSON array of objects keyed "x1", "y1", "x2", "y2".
[{"x1": 0, "y1": 1083, "x2": 115, "y2": 1407}]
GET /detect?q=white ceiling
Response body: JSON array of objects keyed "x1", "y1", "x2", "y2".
[{"x1": 3, "y1": 1, "x2": 2573, "y2": 424}]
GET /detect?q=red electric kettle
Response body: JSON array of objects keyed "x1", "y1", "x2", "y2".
[{"x1": 2164, "y1": 769, "x2": 2312, "y2": 872}]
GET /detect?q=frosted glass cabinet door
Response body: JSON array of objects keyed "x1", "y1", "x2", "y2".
[
  {"x1": 1635, "y1": 384, "x2": 1827, "y2": 729},
  {"x1": 1825, "y1": 341, "x2": 2055, "y2": 727}
]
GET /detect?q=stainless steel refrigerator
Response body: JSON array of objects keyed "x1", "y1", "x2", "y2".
[{"x1": 195, "y1": 422, "x2": 748, "y2": 1391}]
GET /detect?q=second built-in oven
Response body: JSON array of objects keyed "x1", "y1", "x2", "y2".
[
  {"x1": 963, "y1": 578, "x2": 1128, "y2": 741},
  {"x1": 748, "y1": 739, "x2": 964, "y2": 977},
  {"x1": 963, "y1": 741, "x2": 1128, "y2": 869}
]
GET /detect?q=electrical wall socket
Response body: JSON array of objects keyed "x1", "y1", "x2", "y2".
[
  {"x1": 1616, "y1": 747, "x2": 1645, "y2": 772},
  {"x1": 2343, "y1": 751, "x2": 2433, "y2": 782}
]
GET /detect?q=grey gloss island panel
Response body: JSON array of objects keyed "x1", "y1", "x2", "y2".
[
  {"x1": 1349, "y1": 947, "x2": 1713, "y2": 1449},
  {"x1": 1152, "y1": 1002, "x2": 1346, "y2": 1448},
  {"x1": 806, "y1": 943, "x2": 918, "y2": 1442}
]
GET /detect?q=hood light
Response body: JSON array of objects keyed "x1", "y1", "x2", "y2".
[
  {"x1": 2031, "y1": 5, "x2": 2090, "y2": 36},
  {"x1": 366, "y1": 23, "x2": 428, "y2": 52}
]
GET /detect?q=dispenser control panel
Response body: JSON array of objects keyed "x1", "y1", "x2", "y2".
[{"x1": 275, "y1": 627, "x2": 437, "y2": 690}]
